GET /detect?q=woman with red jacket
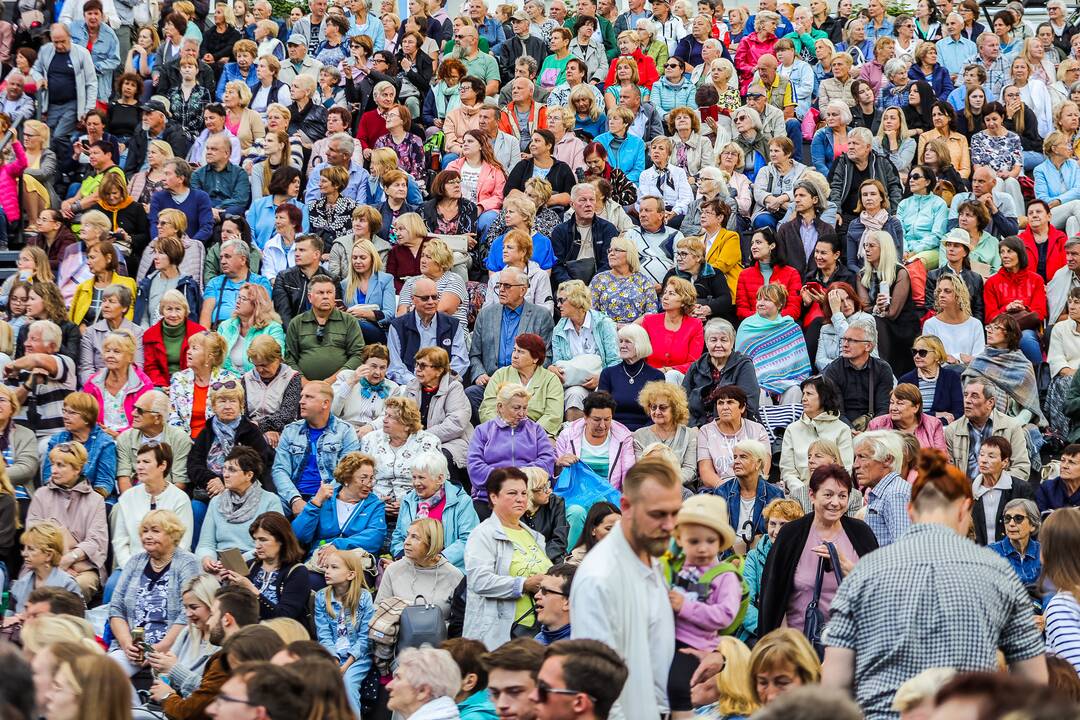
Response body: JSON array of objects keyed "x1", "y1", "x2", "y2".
[
  {"x1": 735, "y1": 226, "x2": 802, "y2": 321},
  {"x1": 983, "y1": 235, "x2": 1047, "y2": 367},
  {"x1": 1020, "y1": 199, "x2": 1067, "y2": 281},
  {"x1": 141, "y1": 288, "x2": 206, "y2": 388},
  {"x1": 638, "y1": 276, "x2": 705, "y2": 378}
]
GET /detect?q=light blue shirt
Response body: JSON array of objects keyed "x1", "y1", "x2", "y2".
[
  {"x1": 203, "y1": 272, "x2": 273, "y2": 327},
  {"x1": 865, "y1": 472, "x2": 912, "y2": 547},
  {"x1": 347, "y1": 11, "x2": 385, "y2": 49},
  {"x1": 936, "y1": 36, "x2": 978, "y2": 77},
  {"x1": 304, "y1": 161, "x2": 371, "y2": 205}
]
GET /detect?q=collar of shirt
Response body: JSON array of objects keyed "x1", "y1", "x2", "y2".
[
  {"x1": 997, "y1": 537, "x2": 1039, "y2": 562},
  {"x1": 502, "y1": 303, "x2": 525, "y2": 320},
  {"x1": 972, "y1": 472, "x2": 1013, "y2": 500},
  {"x1": 866, "y1": 471, "x2": 902, "y2": 506}
]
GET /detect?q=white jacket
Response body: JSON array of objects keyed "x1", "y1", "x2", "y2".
[
  {"x1": 779, "y1": 411, "x2": 855, "y2": 490},
  {"x1": 110, "y1": 483, "x2": 194, "y2": 568}
]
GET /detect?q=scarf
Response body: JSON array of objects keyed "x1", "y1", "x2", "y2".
[
  {"x1": 218, "y1": 481, "x2": 266, "y2": 524},
  {"x1": 963, "y1": 347, "x2": 1044, "y2": 424},
  {"x1": 211, "y1": 415, "x2": 242, "y2": 455},
  {"x1": 97, "y1": 193, "x2": 134, "y2": 231},
  {"x1": 734, "y1": 313, "x2": 811, "y2": 394},
  {"x1": 416, "y1": 486, "x2": 446, "y2": 519},
  {"x1": 360, "y1": 378, "x2": 390, "y2": 399},
  {"x1": 432, "y1": 81, "x2": 462, "y2": 117},
  {"x1": 859, "y1": 209, "x2": 890, "y2": 250}
]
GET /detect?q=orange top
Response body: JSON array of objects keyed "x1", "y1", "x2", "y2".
[{"x1": 190, "y1": 383, "x2": 208, "y2": 440}]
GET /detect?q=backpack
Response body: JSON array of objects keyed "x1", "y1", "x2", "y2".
[
  {"x1": 661, "y1": 550, "x2": 750, "y2": 637},
  {"x1": 368, "y1": 597, "x2": 408, "y2": 676}
]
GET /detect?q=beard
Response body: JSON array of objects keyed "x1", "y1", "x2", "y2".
[
  {"x1": 630, "y1": 524, "x2": 671, "y2": 558},
  {"x1": 208, "y1": 620, "x2": 226, "y2": 646}
]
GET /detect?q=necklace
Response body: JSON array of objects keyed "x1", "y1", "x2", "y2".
[{"x1": 623, "y1": 361, "x2": 644, "y2": 385}]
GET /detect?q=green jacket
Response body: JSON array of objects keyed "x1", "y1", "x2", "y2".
[
  {"x1": 479, "y1": 365, "x2": 565, "y2": 439},
  {"x1": 217, "y1": 317, "x2": 287, "y2": 374},
  {"x1": 203, "y1": 242, "x2": 263, "y2": 285},
  {"x1": 783, "y1": 28, "x2": 828, "y2": 58},
  {"x1": 284, "y1": 309, "x2": 365, "y2": 381},
  {"x1": 564, "y1": 14, "x2": 619, "y2": 59}
]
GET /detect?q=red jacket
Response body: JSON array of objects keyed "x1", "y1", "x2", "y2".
[
  {"x1": 735, "y1": 263, "x2": 802, "y2": 321},
  {"x1": 356, "y1": 109, "x2": 388, "y2": 151},
  {"x1": 640, "y1": 312, "x2": 704, "y2": 373},
  {"x1": 1020, "y1": 225, "x2": 1067, "y2": 281},
  {"x1": 983, "y1": 269, "x2": 1048, "y2": 323},
  {"x1": 604, "y1": 48, "x2": 659, "y2": 89},
  {"x1": 141, "y1": 319, "x2": 206, "y2": 388}
]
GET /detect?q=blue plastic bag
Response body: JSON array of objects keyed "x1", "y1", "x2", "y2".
[{"x1": 553, "y1": 461, "x2": 620, "y2": 510}]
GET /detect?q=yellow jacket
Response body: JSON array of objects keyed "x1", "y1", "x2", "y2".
[
  {"x1": 70, "y1": 273, "x2": 137, "y2": 326},
  {"x1": 706, "y1": 228, "x2": 743, "y2": 299}
]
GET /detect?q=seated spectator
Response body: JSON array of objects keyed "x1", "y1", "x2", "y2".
[
  {"x1": 446, "y1": 130, "x2": 507, "y2": 238},
  {"x1": 133, "y1": 235, "x2": 203, "y2": 329},
  {"x1": 397, "y1": 347, "x2": 472, "y2": 488},
  {"x1": 988, "y1": 498, "x2": 1042, "y2": 587},
  {"x1": 815, "y1": 281, "x2": 877, "y2": 372},
  {"x1": 378, "y1": 517, "x2": 464, "y2": 617},
  {"x1": 5, "y1": 320, "x2": 79, "y2": 442},
  {"x1": 922, "y1": 276, "x2": 986, "y2": 365},
  {"x1": 143, "y1": 289, "x2": 206, "y2": 388},
  {"x1": 273, "y1": 381, "x2": 360, "y2": 514},
  {"x1": 553, "y1": 389, "x2": 635, "y2": 496},
  {"x1": 169, "y1": 330, "x2": 239, "y2": 438},
  {"x1": 946, "y1": 378, "x2": 1031, "y2": 482},
  {"x1": 971, "y1": 436, "x2": 1035, "y2": 546},
  {"x1": 386, "y1": 277, "x2": 469, "y2": 386},
  {"x1": 779, "y1": 376, "x2": 852, "y2": 491},
  {"x1": 594, "y1": 106, "x2": 646, "y2": 183},
  {"x1": 115, "y1": 390, "x2": 192, "y2": 494},
  {"x1": 397, "y1": 238, "x2": 468, "y2": 325},
  {"x1": 811, "y1": 101, "x2": 852, "y2": 178},
  {"x1": 735, "y1": 227, "x2": 802, "y2": 321},
  {"x1": 190, "y1": 134, "x2": 252, "y2": 218},
  {"x1": 965, "y1": 314, "x2": 1043, "y2": 426},
  {"x1": 241, "y1": 335, "x2": 301, "y2": 448},
  {"x1": 868, "y1": 383, "x2": 948, "y2": 452},
  {"x1": 844, "y1": 179, "x2": 904, "y2": 275},
  {"x1": 898, "y1": 335, "x2": 965, "y2": 426},
  {"x1": 983, "y1": 235, "x2": 1048, "y2": 367},
  {"x1": 484, "y1": 194, "x2": 556, "y2": 274},
  {"x1": 200, "y1": 238, "x2": 272, "y2": 331},
  {"x1": 261, "y1": 204, "x2": 305, "y2": 282},
  {"x1": 479, "y1": 333, "x2": 563, "y2": 440},
  {"x1": 107, "y1": 508, "x2": 200, "y2": 675},
  {"x1": 144, "y1": 573, "x2": 221, "y2": 699},
  {"x1": 897, "y1": 165, "x2": 949, "y2": 270},
  {"x1": 331, "y1": 344, "x2": 399, "y2": 439},
  {"x1": 77, "y1": 283, "x2": 144, "y2": 385},
  {"x1": 91, "y1": 173, "x2": 151, "y2": 265},
  {"x1": 188, "y1": 381, "x2": 275, "y2": 532},
  {"x1": 546, "y1": 106, "x2": 587, "y2": 175},
  {"x1": 683, "y1": 318, "x2": 761, "y2": 427},
  {"x1": 735, "y1": 283, "x2": 811, "y2": 406},
  {"x1": 856, "y1": 230, "x2": 921, "y2": 377},
  {"x1": 217, "y1": 284, "x2": 285, "y2": 375},
  {"x1": 597, "y1": 324, "x2": 666, "y2": 431},
  {"x1": 714, "y1": 439, "x2": 782, "y2": 552},
  {"x1": 484, "y1": 230, "x2": 554, "y2": 314},
  {"x1": 247, "y1": 166, "x2": 307, "y2": 249},
  {"x1": 852, "y1": 430, "x2": 912, "y2": 546},
  {"x1": 697, "y1": 384, "x2": 771, "y2": 491},
  {"x1": 822, "y1": 317, "x2": 893, "y2": 429},
  {"x1": 928, "y1": 231, "x2": 988, "y2": 323},
  {"x1": 81, "y1": 329, "x2": 154, "y2": 438},
  {"x1": 283, "y1": 274, "x2": 364, "y2": 382},
  {"x1": 292, "y1": 451, "x2": 387, "y2": 567},
  {"x1": 1048, "y1": 288, "x2": 1080, "y2": 430},
  {"x1": 632, "y1": 382, "x2": 698, "y2": 491},
  {"x1": 777, "y1": 181, "x2": 839, "y2": 282},
  {"x1": 589, "y1": 235, "x2": 660, "y2": 325},
  {"x1": 0, "y1": 385, "x2": 41, "y2": 505},
  {"x1": 8, "y1": 522, "x2": 82, "y2": 615},
  {"x1": 339, "y1": 237, "x2": 396, "y2": 345},
  {"x1": 828, "y1": 127, "x2": 902, "y2": 228},
  {"x1": 111, "y1": 442, "x2": 194, "y2": 570},
  {"x1": 137, "y1": 208, "x2": 207, "y2": 289},
  {"x1": 550, "y1": 280, "x2": 620, "y2": 421},
  {"x1": 18, "y1": 281, "x2": 81, "y2": 364},
  {"x1": 218, "y1": 511, "x2": 311, "y2": 621},
  {"x1": 195, "y1": 446, "x2": 281, "y2": 570},
  {"x1": 149, "y1": 159, "x2": 215, "y2": 247}
]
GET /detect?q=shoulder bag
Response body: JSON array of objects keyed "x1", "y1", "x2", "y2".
[{"x1": 803, "y1": 541, "x2": 843, "y2": 659}]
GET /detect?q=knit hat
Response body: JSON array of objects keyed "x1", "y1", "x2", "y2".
[
  {"x1": 515, "y1": 332, "x2": 546, "y2": 365},
  {"x1": 675, "y1": 495, "x2": 736, "y2": 552}
]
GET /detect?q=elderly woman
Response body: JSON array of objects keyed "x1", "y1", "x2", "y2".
[
  {"x1": 467, "y1": 384, "x2": 556, "y2": 519},
  {"x1": 217, "y1": 511, "x2": 310, "y2": 621},
  {"x1": 188, "y1": 380, "x2": 275, "y2": 535},
  {"x1": 360, "y1": 396, "x2": 443, "y2": 506},
  {"x1": 908, "y1": 40, "x2": 954, "y2": 101},
  {"x1": 1034, "y1": 131, "x2": 1080, "y2": 239},
  {"x1": 26, "y1": 441, "x2": 108, "y2": 601},
  {"x1": 485, "y1": 195, "x2": 556, "y2": 275},
  {"x1": 814, "y1": 281, "x2": 876, "y2": 371},
  {"x1": 697, "y1": 386, "x2": 771, "y2": 490},
  {"x1": 734, "y1": 10, "x2": 780, "y2": 93},
  {"x1": 136, "y1": 209, "x2": 206, "y2": 289},
  {"x1": 57, "y1": 211, "x2": 109, "y2": 305},
  {"x1": 520, "y1": 467, "x2": 569, "y2": 562},
  {"x1": 758, "y1": 464, "x2": 878, "y2": 636},
  {"x1": 811, "y1": 100, "x2": 852, "y2": 178},
  {"x1": 111, "y1": 442, "x2": 193, "y2": 570},
  {"x1": 261, "y1": 205, "x2": 304, "y2": 282},
  {"x1": 752, "y1": 137, "x2": 807, "y2": 230},
  {"x1": 971, "y1": 436, "x2": 1036, "y2": 546},
  {"x1": 716, "y1": 439, "x2": 783, "y2": 552},
  {"x1": 331, "y1": 343, "x2": 399, "y2": 438},
  {"x1": 966, "y1": 314, "x2": 1044, "y2": 425},
  {"x1": 21, "y1": 282, "x2": 80, "y2": 365},
  {"x1": 596, "y1": 324, "x2": 665, "y2": 431},
  {"x1": 780, "y1": 375, "x2": 852, "y2": 491},
  {"x1": 485, "y1": 229, "x2": 553, "y2": 313},
  {"x1": 391, "y1": 451, "x2": 478, "y2": 574},
  {"x1": 293, "y1": 451, "x2": 387, "y2": 570},
  {"x1": 898, "y1": 334, "x2": 965, "y2": 425},
  {"x1": 819, "y1": 52, "x2": 855, "y2": 108},
  {"x1": 553, "y1": 390, "x2": 635, "y2": 494},
  {"x1": 479, "y1": 334, "x2": 564, "y2": 440},
  {"x1": 388, "y1": 647, "x2": 463, "y2": 718},
  {"x1": 0, "y1": 385, "x2": 39, "y2": 504},
  {"x1": 1048, "y1": 288, "x2": 1080, "y2": 431},
  {"x1": 399, "y1": 347, "x2": 472, "y2": 487},
  {"x1": 633, "y1": 382, "x2": 698, "y2": 490},
  {"x1": 379, "y1": 518, "x2": 464, "y2": 616},
  {"x1": 463, "y1": 467, "x2": 551, "y2": 649},
  {"x1": 169, "y1": 331, "x2": 240, "y2": 438},
  {"x1": 108, "y1": 508, "x2": 200, "y2": 675},
  {"x1": 988, "y1": 498, "x2": 1041, "y2": 587},
  {"x1": 735, "y1": 284, "x2": 811, "y2": 406},
  {"x1": 308, "y1": 166, "x2": 357, "y2": 245},
  {"x1": 594, "y1": 106, "x2": 646, "y2": 183},
  {"x1": 663, "y1": 235, "x2": 734, "y2": 327},
  {"x1": 82, "y1": 329, "x2": 154, "y2": 438},
  {"x1": 397, "y1": 238, "x2": 468, "y2": 324},
  {"x1": 868, "y1": 383, "x2": 948, "y2": 451},
  {"x1": 242, "y1": 334, "x2": 301, "y2": 448},
  {"x1": 546, "y1": 106, "x2": 586, "y2": 175},
  {"x1": 41, "y1": 392, "x2": 118, "y2": 498},
  {"x1": 581, "y1": 142, "x2": 635, "y2": 207},
  {"x1": 636, "y1": 276, "x2": 704, "y2": 386},
  {"x1": 10, "y1": 525, "x2": 87, "y2": 612},
  {"x1": 195, "y1": 445, "x2": 281, "y2": 570},
  {"x1": 550, "y1": 280, "x2": 620, "y2": 421},
  {"x1": 683, "y1": 318, "x2": 761, "y2": 427},
  {"x1": 589, "y1": 235, "x2": 659, "y2": 325},
  {"x1": 144, "y1": 291, "x2": 205, "y2": 389},
  {"x1": 217, "y1": 283, "x2": 284, "y2": 375},
  {"x1": 419, "y1": 171, "x2": 479, "y2": 256},
  {"x1": 664, "y1": 109, "x2": 714, "y2": 181},
  {"x1": 133, "y1": 235, "x2": 203, "y2": 329},
  {"x1": 730, "y1": 107, "x2": 771, "y2": 184},
  {"x1": 79, "y1": 285, "x2": 145, "y2": 387},
  {"x1": 246, "y1": 166, "x2": 306, "y2": 250}
]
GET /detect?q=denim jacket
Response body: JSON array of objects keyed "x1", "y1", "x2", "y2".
[
  {"x1": 271, "y1": 416, "x2": 360, "y2": 504},
  {"x1": 314, "y1": 587, "x2": 375, "y2": 666},
  {"x1": 713, "y1": 477, "x2": 784, "y2": 541}
]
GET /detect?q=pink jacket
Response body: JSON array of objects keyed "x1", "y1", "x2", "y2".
[
  {"x1": 26, "y1": 478, "x2": 109, "y2": 582},
  {"x1": 554, "y1": 417, "x2": 636, "y2": 490},
  {"x1": 0, "y1": 140, "x2": 26, "y2": 221},
  {"x1": 83, "y1": 365, "x2": 155, "y2": 433},
  {"x1": 733, "y1": 33, "x2": 777, "y2": 95},
  {"x1": 868, "y1": 412, "x2": 947, "y2": 453},
  {"x1": 447, "y1": 157, "x2": 507, "y2": 213}
]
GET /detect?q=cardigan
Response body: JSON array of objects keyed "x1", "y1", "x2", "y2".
[
  {"x1": 108, "y1": 550, "x2": 200, "y2": 633},
  {"x1": 466, "y1": 417, "x2": 556, "y2": 502},
  {"x1": 391, "y1": 480, "x2": 478, "y2": 572},
  {"x1": 400, "y1": 374, "x2": 474, "y2": 466},
  {"x1": 553, "y1": 418, "x2": 636, "y2": 490},
  {"x1": 111, "y1": 483, "x2": 194, "y2": 567},
  {"x1": 867, "y1": 412, "x2": 948, "y2": 452},
  {"x1": 247, "y1": 559, "x2": 311, "y2": 621},
  {"x1": 69, "y1": 273, "x2": 137, "y2": 326},
  {"x1": 899, "y1": 367, "x2": 964, "y2": 422},
  {"x1": 187, "y1": 417, "x2": 277, "y2": 501},
  {"x1": 757, "y1": 513, "x2": 879, "y2": 634},
  {"x1": 141, "y1": 319, "x2": 205, "y2": 388}
]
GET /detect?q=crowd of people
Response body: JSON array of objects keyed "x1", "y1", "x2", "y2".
[{"x1": 0, "y1": 0, "x2": 1078, "y2": 717}]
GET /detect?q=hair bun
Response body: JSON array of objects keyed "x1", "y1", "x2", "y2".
[{"x1": 916, "y1": 448, "x2": 949, "y2": 478}]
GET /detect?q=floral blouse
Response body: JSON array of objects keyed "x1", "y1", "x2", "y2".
[
  {"x1": 359, "y1": 429, "x2": 442, "y2": 502},
  {"x1": 373, "y1": 132, "x2": 427, "y2": 185},
  {"x1": 589, "y1": 270, "x2": 660, "y2": 324},
  {"x1": 310, "y1": 195, "x2": 358, "y2": 244},
  {"x1": 167, "y1": 367, "x2": 241, "y2": 434},
  {"x1": 970, "y1": 130, "x2": 1023, "y2": 174},
  {"x1": 167, "y1": 84, "x2": 214, "y2": 138}
]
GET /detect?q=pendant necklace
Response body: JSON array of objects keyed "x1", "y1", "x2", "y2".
[{"x1": 623, "y1": 362, "x2": 645, "y2": 385}]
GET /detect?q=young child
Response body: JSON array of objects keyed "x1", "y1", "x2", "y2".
[
  {"x1": 664, "y1": 494, "x2": 747, "y2": 719},
  {"x1": 8, "y1": 522, "x2": 82, "y2": 618},
  {"x1": 740, "y1": 498, "x2": 805, "y2": 643},
  {"x1": 314, "y1": 548, "x2": 376, "y2": 714}
]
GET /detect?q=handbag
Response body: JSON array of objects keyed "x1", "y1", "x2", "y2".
[
  {"x1": 398, "y1": 595, "x2": 447, "y2": 650},
  {"x1": 1007, "y1": 308, "x2": 1042, "y2": 333},
  {"x1": 803, "y1": 542, "x2": 843, "y2": 659},
  {"x1": 510, "y1": 599, "x2": 538, "y2": 640}
]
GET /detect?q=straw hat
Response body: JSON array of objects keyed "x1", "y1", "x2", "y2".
[{"x1": 675, "y1": 494, "x2": 736, "y2": 552}]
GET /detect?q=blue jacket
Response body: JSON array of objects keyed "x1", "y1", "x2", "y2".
[
  {"x1": 391, "y1": 481, "x2": 478, "y2": 573},
  {"x1": 1034, "y1": 158, "x2": 1080, "y2": 206},
  {"x1": 365, "y1": 174, "x2": 424, "y2": 206},
  {"x1": 907, "y1": 62, "x2": 955, "y2": 101},
  {"x1": 575, "y1": 113, "x2": 608, "y2": 140},
  {"x1": 42, "y1": 427, "x2": 117, "y2": 498},
  {"x1": 713, "y1": 478, "x2": 784, "y2": 540},
  {"x1": 650, "y1": 76, "x2": 697, "y2": 114},
  {"x1": 594, "y1": 132, "x2": 646, "y2": 183},
  {"x1": 216, "y1": 62, "x2": 260, "y2": 101},
  {"x1": 340, "y1": 271, "x2": 397, "y2": 329},
  {"x1": 899, "y1": 366, "x2": 963, "y2": 422},
  {"x1": 292, "y1": 488, "x2": 387, "y2": 556},
  {"x1": 739, "y1": 533, "x2": 772, "y2": 640},
  {"x1": 272, "y1": 415, "x2": 361, "y2": 504},
  {"x1": 551, "y1": 310, "x2": 620, "y2": 368},
  {"x1": 150, "y1": 189, "x2": 216, "y2": 245},
  {"x1": 459, "y1": 691, "x2": 499, "y2": 720},
  {"x1": 810, "y1": 127, "x2": 839, "y2": 176},
  {"x1": 133, "y1": 272, "x2": 203, "y2": 327},
  {"x1": 314, "y1": 587, "x2": 375, "y2": 667},
  {"x1": 70, "y1": 21, "x2": 121, "y2": 103}
]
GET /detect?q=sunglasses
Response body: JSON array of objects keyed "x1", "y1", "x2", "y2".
[
  {"x1": 536, "y1": 680, "x2": 593, "y2": 704},
  {"x1": 665, "y1": 63, "x2": 681, "y2": 69},
  {"x1": 1003, "y1": 514, "x2": 1028, "y2": 525},
  {"x1": 316, "y1": 324, "x2": 327, "y2": 343},
  {"x1": 911, "y1": 348, "x2": 930, "y2": 358},
  {"x1": 211, "y1": 380, "x2": 239, "y2": 391},
  {"x1": 909, "y1": 173, "x2": 924, "y2": 180},
  {"x1": 414, "y1": 293, "x2": 438, "y2": 301},
  {"x1": 535, "y1": 584, "x2": 565, "y2": 597}
]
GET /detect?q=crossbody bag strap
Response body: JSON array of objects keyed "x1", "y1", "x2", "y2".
[{"x1": 824, "y1": 541, "x2": 844, "y2": 586}]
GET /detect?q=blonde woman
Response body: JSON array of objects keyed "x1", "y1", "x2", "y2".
[
  {"x1": 570, "y1": 83, "x2": 607, "y2": 139},
  {"x1": 858, "y1": 230, "x2": 921, "y2": 376},
  {"x1": 137, "y1": 208, "x2": 206, "y2": 289},
  {"x1": 342, "y1": 238, "x2": 396, "y2": 344},
  {"x1": 396, "y1": 238, "x2": 469, "y2": 324},
  {"x1": 146, "y1": 574, "x2": 221, "y2": 698},
  {"x1": 875, "y1": 106, "x2": 917, "y2": 178},
  {"x1": 377, "y1": 517, "x2": 464, "y2": 617},
  {"x1": 0, "y1": 246, "x2": 49, "y2": 307},
  {"x1": 168, "y1": 330, "x2": 240, "y2": 438},
  {"x1": 716, "y1": 142, "x2": 754, "y2": 222},
  {"x1": 633, "y1": 381, "x2": 698, "y2": 489},
  {"x1": 222, "y1": 80, "x2": 266, "y2": 152},
  {"x1": 546, "y1": 106, "x2": 587, "y2": 174},
  {"x1": 551, "y1": 280, "x2": 620, "y2": 419},
  {"x1": 128, "y1": 139, "x2": 174, "y2": 209},
  {"x1": 690, "y1": 636, "x2": 759, "y2": 718},
  {"x1": 589, "y1": 234, "x2": 660, "y2": 325},
  {"x1": 604, "y1": 56, "x2": 649, "y2": 111},
  {"x1": 82, "y1": 328, "x2": 154, "y2": 436},
  {"x1": 0, "y1": 384, "x2": 40, "y2": 503},
  {"x1": 484, "y1": 229, "x2": 553, "y2": 313},
  {"x1": 21, "y1": 120, "x2": 58, "y2": 224},
  {"x1": 359, "y1": 396, "x2": 442, "y2": 504},
  {"x1": 216, "y1": 283, "x2": 284, "y2": 374},
  {"x1": 8, "y1": 523, "x2": 78, "y2": 614}
]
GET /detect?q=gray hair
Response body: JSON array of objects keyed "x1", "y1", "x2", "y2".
[
  {"x1": 1066, "y1": 236, "x2": 1080, "y2": 250},
  {"x1": 221, "y1": 238, "x2": 251, "y2": 261},
  {"x1": 825, "y1": 99, "x2": 853, "y2": 125},
  {"x1": 855, "y1": 430, "x2": 904, "y2": 474},
  {"x1": 329, "y1": 132, "x2": 355, "y2": 156},
  {"x1": 734, "y1": 439, "x2": 770, "y2": 471},
  {"x1": 515, "y1": 55, "x2": 539, "y2": 75},
  {"x1": 847, "y1": 317, "x2": 877, "y2": 346},
  {"x1": 395, "y1": 648, "x2": 462, "y2": 701},
  {"x1": 411, "y1": 450, "x2": 448, "y2": 481},
  {"x1": 617, "y1": 323, "x2": 652, "y2": 359},
  {"x1": 182, "y1": 36, "x2": 201, "y2": 49},
  {"x1": 963, "y1": 378, "x2": 994, "y2": 402},
  {"x1": 636, "y1": 17, "x2": 656, "y2": 36},
  {"x1": 141, "y1": 389, "x2": 171, "y2": 417},
  {"x1": 732, "y1": 105, "x2": 762, "y2": 132},
  {"x1": 570, "y1": 183, "x2": 597, "y2": 200},
  {"x1": 28, "y1": 319, "x2": 61, "y2": 350},
  {"x1": 702, "y1": 38, "x2": 722, "y2": 53},
  {"x1": 946, "y1": 11, "x2": 964, "y2": 24},
  {"x1": 755, "y1": 10, "x2": 780, "y2": 26},
  {"x1": 848, "y1": 126, "x2": 874, "y2": 145},
  {"x1": 883, "y1": 58, "x2": 908, "y2": 79},
  {"x1": 102, "y1": 284, "x2": 134, "y2": 310},
  {"x1": 1004, "y1": 498, "x2": 1041, "y2": 535},
  {"x1": 699, "y1": 166, "x2": 723, "y2": 182},
  {"x1": 704, "y1": 317, "x2": 735, "y2": 340}
]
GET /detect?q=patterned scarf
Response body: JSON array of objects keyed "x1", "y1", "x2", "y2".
[
  {"x1": 360, "y1": 378, "x2": 390, "y2": 399},
  {"x1": 417, "y1": 486, "x2": 446, "y2": 519}
]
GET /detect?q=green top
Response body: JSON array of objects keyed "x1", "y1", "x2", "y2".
[
  {"x1": 539, "y1": 54, "x2": 573, "y2": 90},
  {"x1": 564, "y1": 14, "x2": 619, "y2": 59},
  {"x1": 783, "y1": 28, "x2": 828, "y2": 58},
  {"x1": 505, "y1": 523, "x2": 552, "y2": 625},
  {"x1": 478, "y1": 365, "x2": 565, "y2": 440},
  {"x1": 284, "y1": 309, "x2": 366, "y2": 381},
  {"x1": 162, "y1": 320, "x2": 187, "y2": 376}
]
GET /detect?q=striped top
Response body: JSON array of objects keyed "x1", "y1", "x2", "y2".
[{"x1": 1046, "y1": 590, "x2": 1080, "y2": 674}]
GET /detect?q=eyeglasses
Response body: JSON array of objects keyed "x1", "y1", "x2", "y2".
[
  {"x1": 210, "y1": 379, "x2": 239, "y2": 391},
  {"x1": 213, "y1": 694, "x2": 257, "y2": 707},
  {"x1": 535, "y1": 584, "x2": 566, "y2": 597},
  {"x1": 1003, "y1": 514, "x2": 1028, "y2": 525},
  {"x1": 536, "y1": 680, "x2": 594, "y2": 704},
  {"x1": 454, "y1": 33, "x2": 465, "y2": 39},
  {"x1": 415, "y1": 361, "x2": 436, "y2": 370},
  {"x1": 665, "y1": 63, "x2": 681, "y2": 69},
  {"x1": 909, "y1": 173, "x2": 924, "y2": 180},
  {"x1": 494, "y1": 283, "x2": 525, "y2": 290},
  {"x1": 674, "y1": 250, "x2": 692, "y2": 258},
  {"x1": 413, "y1": 293, "x2": 438, "y2": 301},
  {"x1": 841, "y1": 337, "x2": 872, "y2": 344},
  {"x1": 555, "y1": 297, "x2": 567, "y2": 305},
  {"x1": 132, "y1": 406, "x2": 159, "y2": 415},
  {"x1": 911, "y1": 348, "x2": 930, "y2": 358}
]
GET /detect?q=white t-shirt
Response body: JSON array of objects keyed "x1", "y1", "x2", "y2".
[
  {"x1": 460, "y1": 162, "x2": 482, "y2": 204},
  {"x1": 737, "y1": 497, "x2": 756, "y2": 544},
  {"x1": 923, "y1": 315, "x2": 986, "y2": 360}
]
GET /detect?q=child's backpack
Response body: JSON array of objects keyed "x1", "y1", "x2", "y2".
[
  {"x1": 368, "y1": 597, "x2": 408, "y2": 675},
  {"x1": 661, "y1": 551, "x2": 751, "y2": 637}
]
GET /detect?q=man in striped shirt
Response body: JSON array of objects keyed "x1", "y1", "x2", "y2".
[{"x1": 4, "y1": 320, "x2": 77, "y2": 441}]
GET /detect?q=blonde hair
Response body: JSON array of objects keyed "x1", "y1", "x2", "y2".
[
  {"x1": 932, "y1": 273, "x2": 971, "y2": 317},
  {"x1": 664, "y1": 276, "x2": 697, "y2": 314},
  {"x1": 102, "y1": 329, "x2": 138, "y2": 358},
  {"x1": 913, "y1": 334, "x2": 949, "y2": 365},
  {"x1": 557, "y1": 279, "x2": 591, "y2": 311},
  {"x1": 383, "y1": 396, "x2": 422, "y2": 434},
  {"x1": 23, "y1": 119, "x2": 50, "y2": 145},
  {"x1": 191, "y1": 331, "x2": 228, "y2": 370},
  {"x1": 321, "y1": 548, "x2": 370, "y2": 619},
  {"x1": 496, "y1": 382, "x2": 532, "y2": 405},
  {"x1": 523, "y1": 466, "x2": 551, "y2": 514},
  {"x1": 370, "y1": 147, "x2": 400, "y2": 176},
  {"x1": 423, "y1": 238, "x2": 454, "y2": 272},
  {"x1": 636, "y1": 381, "x2": 689, "y2": 426},
  {"x1": 503, "y1": 194, "x2": 538, "y2": 226},
  {"x1": 225, "y1": 79, "x2": 253, "y2": 107},
  {"x1": 858, "y1": 230, "x2": 899, "y2": 290},
  {"x1": 608, "y1": 234, "x2": 641, "y2": 273},
  {"x1": 21, "y1": 522, "x2": 65, "y2": 564},
  {"x1": 569, "y1": 84, "x2": 600, "y2": 120},
  {"x1": 147, "y1": 139, "x2": 174, "y2": 162},
  {"x1": 408, "y1": 518, "x2": 445, "y2": 565},
  {"x1": 140, "y1": 509, "x2": 186, "y2": 545},
  {"x1": 158, "y1": 208, "x2": 188, "y2": 235},
  {"x1": 210, "y1": 381, "x2": 245, "y2": 408},
  {"x1": 762, "y1": 498, "x2": 805, "y2": 522},
  {"x1": 247, "y1": 334, "x2": 282, "y2": 364},
  {"x1": 20, "y1": 246, "x2": 51, "y2": 282},
  {"x1": 49, "y1": 440, "x2": 88, "y2": 473},
  {"x1": 714, "y1": 637, "x2": 759, "y2": 717},
  {"x1": 261, "y1": 617, "x2": 310, "y2": 643},
  {"x1": 346, "y1": 239, "x2": 384, "y2": 302},
  {"x1": 240, "y1": 283, "x2": 280, "y2": 329},
  {"x1": 21, "y1": 617, "x2": 98, "y2": 654},
  {"x1": 749, "y1": 629, "x2": 822, "y2": 704},
  {"x1": 159, "y1": 288, "x2": 190, "y2": 319},
  {"x1": 394, "y1": 213, "x2": 427, "y2": 244}
]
